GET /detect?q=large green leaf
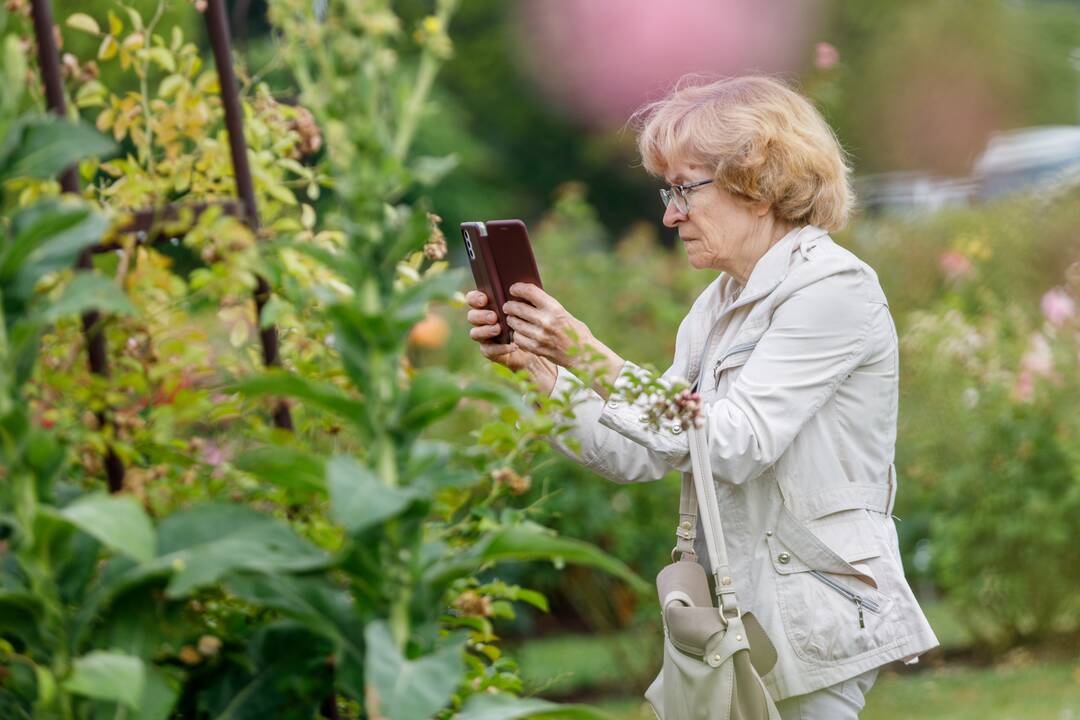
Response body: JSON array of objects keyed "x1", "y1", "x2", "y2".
[
  {"x1": 59, "y1": 493, "x2": 156, "y2": 564},
  {"x1": 232, "y1": 371, "x2": 367, "y2": 426},
  {"x1": 400, "y1": 370, "x2": 524, "y2": 433},
  {"x1": 455, "y1": 693, "x2": 617, "y2": 720},
  {"x1": 0, "y1": 590, "x2": 43, "y2": 642},
  {"x1": 392, "y1": 268, "x2": 466, "y2": 328},
  {"x1": 40, "y1": 272, "x2": 137, "y2": 321},
  {"x1": 364, "y1": 620, "x2": 468, "y2": 720},
  {"x1": 224, "y1": 574, "x2": 365, "y2": 699},
  {"x1": 1, "y1": 200, "x2": 109, "y2": 297},
  {"x1": 400, "y1": 368, "x2": 463, "y2": 430},
  {"x1": 425, "y1": 523, "x2": 650, "y2": 595},
  {"x1": 201, "y1": 622, "x2": 329, "y2": 720},
  {"x1": 0, "y1": 114, "x2": 116, "y2": 183},
  {"x1": 94, "y1": 666, "x2": 180, "y2": 720},
  {"x1": 327, "y1": 455, "x2": 421, "y2": 535},
  {"x1": 232, "y1": 446, "x2": 327, "y2": 495},
  {"x1": 62, "y1": 651, "x2": 145, "y2": 710},
  {"x1": 156, "y1": 504, "x2": 328, "y2": 598}
]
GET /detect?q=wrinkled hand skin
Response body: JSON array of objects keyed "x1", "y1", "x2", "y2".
[
  {"x1": 501, "y1": 283, "x2": 626, "y2": 399},
  {"x1": 463, "y1": 287, "x2": 558, "y2": 395}
]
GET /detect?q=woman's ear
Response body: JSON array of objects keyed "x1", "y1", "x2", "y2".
[{"x1": 750, "y1": 200, "x2": 772, "y2": 218}]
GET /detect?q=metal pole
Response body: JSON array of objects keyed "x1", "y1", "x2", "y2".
[
  {"x1": 204, "y1": 0, "x2": 293, "y2": 431},
  {"x1": 30, "y1": 0, "x2": 125, "y2": 492}
]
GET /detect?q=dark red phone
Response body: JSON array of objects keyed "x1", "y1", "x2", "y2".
[{"x1": 460, "y1": 219, "x2": 543, "y2": 346}]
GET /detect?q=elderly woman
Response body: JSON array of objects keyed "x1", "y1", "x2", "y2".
[{"x1": 464, "y1": 76, "x2": 938, "y2": 719}]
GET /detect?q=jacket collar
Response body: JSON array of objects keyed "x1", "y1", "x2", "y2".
[{"x1": 724, "y1": 225, "x2": 829, "y2": 312}]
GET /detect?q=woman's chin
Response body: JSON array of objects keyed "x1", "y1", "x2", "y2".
[{"x1": 686, "y1": 253, "x2": 712, "y2": 270}]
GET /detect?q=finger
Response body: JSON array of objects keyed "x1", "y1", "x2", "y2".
[
  {"x1": 466, "y1": 290, "x2": 489, "y2": 308},
  {"x1": 510, "y1": 331, "x2": 542, "y2": 355},
  {"x1": 479, "y1": 341, "x2": 517, "y2": 360},
  {"x1": 508, "y1": 283, "x2": 556, "y2": 310},
  {"x1": 467, "y1": 308, "x2": 498, "y2": 326},
  {"x1": 507, "y1": 316, "x2": 547, "y2": 345},
  {"x1": 470, "y1": 324, "x2": 503, "y2": 341},
  {"x1": 502, "y1": 299, "x2": 545, "y2": 325}
]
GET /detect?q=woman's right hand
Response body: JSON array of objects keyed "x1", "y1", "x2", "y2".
[{"x1": 465, "y1": 290, "x2": 536, "y2": 372}]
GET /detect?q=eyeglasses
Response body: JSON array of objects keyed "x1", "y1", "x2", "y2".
[{"x1": 659, "y1": 178, "x2": 714, "y2": 214}]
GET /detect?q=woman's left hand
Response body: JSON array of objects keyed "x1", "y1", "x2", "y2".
[{"x1": 503, "y1": 283, "x2": 626, "y2": 394}]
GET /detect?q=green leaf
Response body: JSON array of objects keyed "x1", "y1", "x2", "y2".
[
  {"x1": 63, "y1": 651, "x2": 145, "y2": 710},
  {"x1": 410, "y1": 153, "x2": 459, "y2": 186},
  {"x1": 60, "y1": 493, "x2": 156, "y2": 564},
  {"x1": 40, "y1": 272, "x2": 137, "y2": 321},
  {"x1": 65, "y1": 13, "x2": 102, "y2": 34},
  {"x1": 455, "y1": 693, "x2": 617, "y2": 720},
  {"x1": 364, "y1": 620, "x2": 468, "y2": 720},
  {"x1": 130, "y1": 667, "x2": 179, "y2": 720},
  {"x1": 232, "y1": 370, "x2": 366, "y2": 425},
  {"x1": 144, "y1": 47, "x2": 175, "y2": 73},
  {"x1": 1, "y1": 199, "x2": 109, "y2": 297},
  {"x1": 75, "y1": 79, "x2": 108, "y2": 108},
  {"x1": 513, "y1": 588, "x2": 550, "y2": 613},
  {"x1": 224, "y1": 575, "x2": 365, "y2": 698},
  {"x1": 0, "y1": 115, "x2": 115, "y2": 183},
  {"x1": 400, "y1": 367, "x2": 462, "y2": 430},
  {"x1": 327, "y1": 455, "x2": 420, "y2": 535},
  {"x1": 232, "y1": 446, "x2": 326, "y2": 495},
  {"x1": 258, "y1": 294, "x2": 292, "y2": 328},
  {"x1": 0, "y1": 590, "x2": 43, "y2": 641},
  {"x1": 93, "y1": 666, "x2": 180, "y2": 720},
  {"x1": 156, "y1": 504, "x2": 328, "y2": 598},
  {"x1": 425, "y1": 523, "x2": 650, "y2": 595},
  {"x1": 197, "y1": 622, "x2": 331, "y2": 719},
  {"x1": 392, "y1": 267, "x2": 466, "y2": 328}
]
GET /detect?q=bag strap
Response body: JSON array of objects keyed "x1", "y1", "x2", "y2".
[{"x1": 684, "y1": 417, "x2": 741, "y2": 622}]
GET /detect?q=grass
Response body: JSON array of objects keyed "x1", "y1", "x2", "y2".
[
  {"x1": 510, "y1": 603, "x2": 1080, "y2": 719},
  {"x1": 584, "y1": 659, "x2": 1080, "y2": 720}
]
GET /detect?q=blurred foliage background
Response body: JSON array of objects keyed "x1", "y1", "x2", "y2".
[{"x1": 16, "y1": 0, "x2": 1080, "y2": 716}]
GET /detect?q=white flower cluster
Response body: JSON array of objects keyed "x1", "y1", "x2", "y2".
[{"x1": 623, "y1": 372, "x2": 704, "y2": 432}]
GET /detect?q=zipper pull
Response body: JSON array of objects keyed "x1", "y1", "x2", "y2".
[
  {"x1": 713, "y1": 361, "x2": 721, "y2": 391},
  {"x1": 855, "y1": 598, "x2": 865, "y2": 630}
]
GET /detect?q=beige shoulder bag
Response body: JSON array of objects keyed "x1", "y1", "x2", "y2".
[{"x1": 644, "y1": 410, "x2": 781, "y2": 720}]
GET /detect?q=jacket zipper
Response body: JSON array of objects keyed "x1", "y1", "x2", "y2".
[
  {"x1": 808, "y1": 570, "x2": 882, "y2": 629},
  {"x1": 712, "y1": 341, "x2": 758, "y2": 390}
]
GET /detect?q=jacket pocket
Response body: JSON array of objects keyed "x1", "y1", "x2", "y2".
[{"x1": 768, "y1": 511, "x2": 898, "y2": 664}]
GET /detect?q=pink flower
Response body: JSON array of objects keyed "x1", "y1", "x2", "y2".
[
  {"x1": 1040, "y1": 287, "x2": 1075, "y2": 327},
  {"x1": 814, "y1": 42, "x2": 839, "y2": 70},
  {"x1": 938, "y1": 250, "x2": 973, "y2": 281},
  {"x1": 1012, "y1": 369, "x2": 1035, "y2": 403},
  {"x1": 200, "y1": 441, "x2": 226, "y2": 468},
  {"x1": 1020, "y1": 332, "x2": 1053, "y2": 378}
]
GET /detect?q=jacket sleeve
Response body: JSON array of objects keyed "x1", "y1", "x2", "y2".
[
  {"x1": 596, "y1": 268, "x2": 877, "y2": 486},
  {"x1": 542, "y1": 316, "x2": 696, "y2": 485}
]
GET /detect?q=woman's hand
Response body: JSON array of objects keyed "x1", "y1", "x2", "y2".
[
  {"x1": 465, "y1": 290, "x2": 557, "y2": 394},
  {"x1": 502, "y1": 284, "x2": 626, "y2": 398}
]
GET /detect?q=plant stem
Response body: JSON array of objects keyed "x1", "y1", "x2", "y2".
[{"x1": 391, "y1": 0, "x2": 458, "y2": 160}]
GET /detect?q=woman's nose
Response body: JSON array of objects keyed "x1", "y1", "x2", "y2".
[{"x1": 663, "y1": 200, "x2": 687, "y2": 228}]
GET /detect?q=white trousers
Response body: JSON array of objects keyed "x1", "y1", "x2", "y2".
[{"x1": 775, "y1": 667, "x2": 880, "y2": 720}]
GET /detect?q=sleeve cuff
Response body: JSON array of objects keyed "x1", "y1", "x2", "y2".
[{"x1": 598, "y1": 361, "x2": 687, "y2": 453}]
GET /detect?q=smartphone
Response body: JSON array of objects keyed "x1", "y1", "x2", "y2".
[{"x1": 460, "y1": 219, "x2": 543, "y2": 345}]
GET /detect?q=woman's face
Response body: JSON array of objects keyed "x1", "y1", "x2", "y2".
[{"x1": 661, "y1": 158, "x2": 760, "y2": 272}]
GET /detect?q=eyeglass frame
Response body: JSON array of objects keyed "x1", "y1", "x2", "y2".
[{"x1": 659, "y1": 178, "x2": 715, "y2": 214}]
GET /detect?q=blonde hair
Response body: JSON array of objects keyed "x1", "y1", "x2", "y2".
[{"x1": 632, "y1": 75, "x2": 854, "y2": 231}]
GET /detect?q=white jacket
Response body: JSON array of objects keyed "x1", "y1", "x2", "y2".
[{"x1": 546, "y1": 225, "x2": 939, "y2": 700}]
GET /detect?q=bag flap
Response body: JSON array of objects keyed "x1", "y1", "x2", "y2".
[
  {"x1": 665, "y1": 605, "x2": 726, "y2": 656},
  {"x1": 656, "y1": 559, "x2": 711, "y2": 609},
  {"x1": 741, "y1": 611, "x2": 778, "y2": 676}
]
